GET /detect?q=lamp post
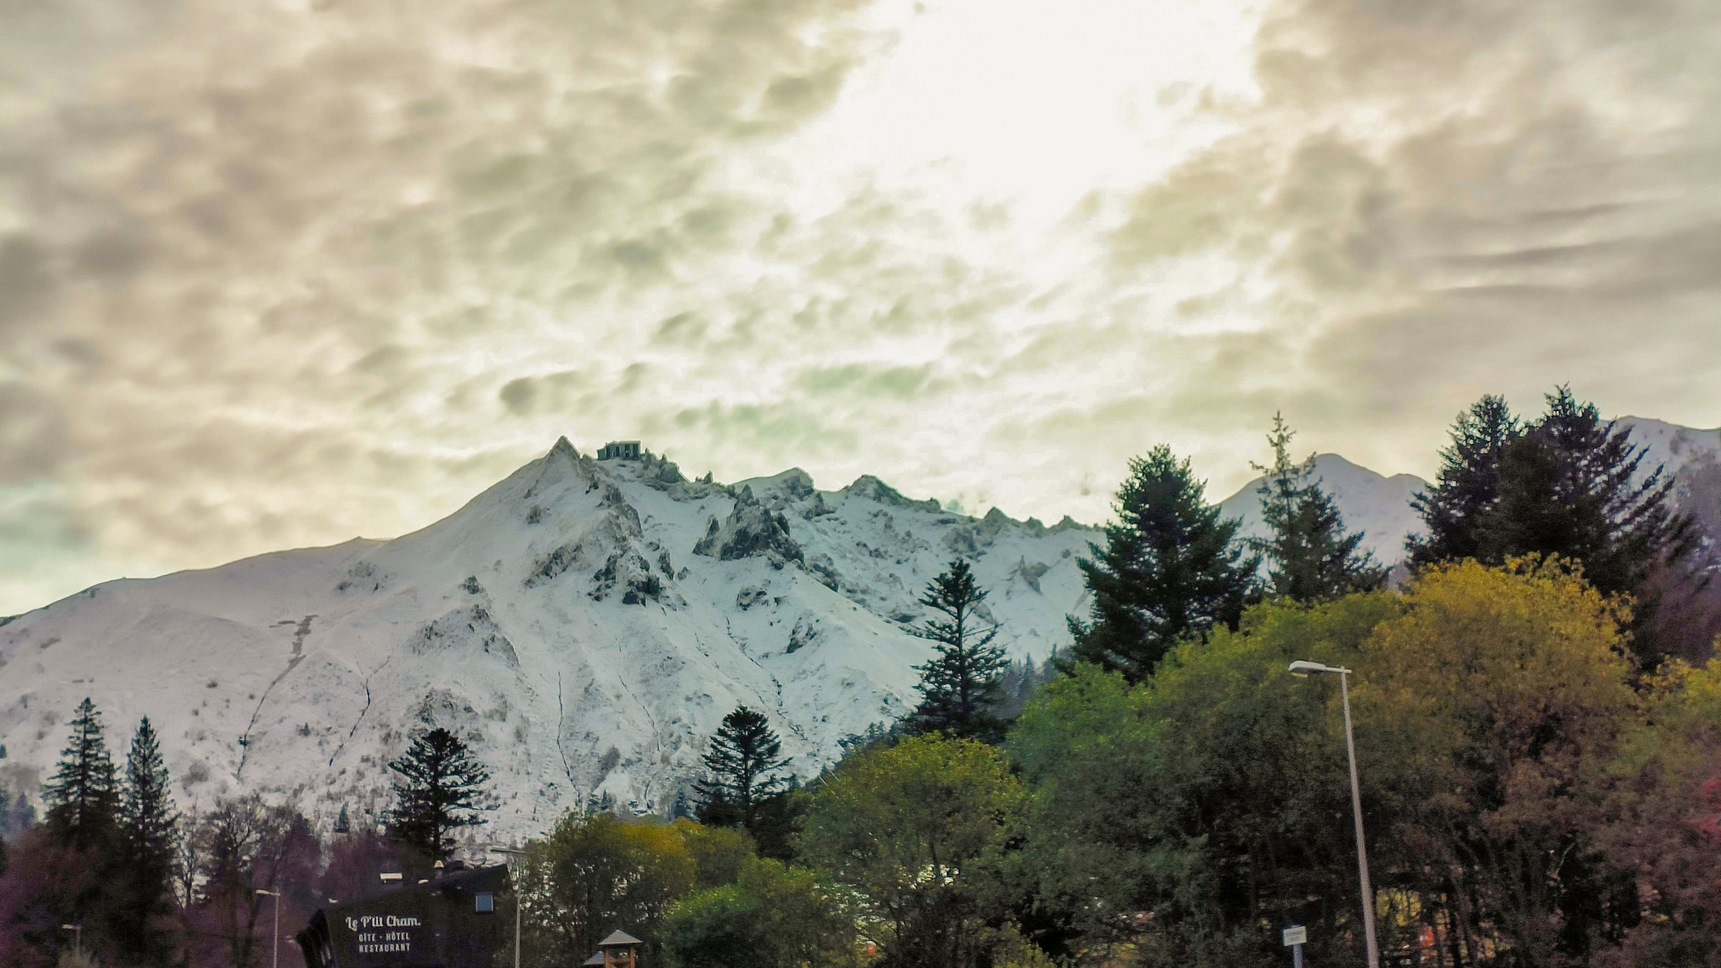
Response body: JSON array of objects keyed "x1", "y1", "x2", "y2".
[
  {"x1": 485, "y1": 846, "x2": 527, "y2": 968},
  {"x1": 255, "y1": 889, "x2": 282, "y2": 968},
  {"x1": 60, "y1": 923, "x2": 81, "y2": 958},
  {"x1": 1288, "y1": 660, "x2": 1379, "y2": 968}
]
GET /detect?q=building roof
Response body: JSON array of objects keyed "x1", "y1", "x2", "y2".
[
  {"x1": 599, "y1": 929, "x2": 643, "y2": 947},
  {"x1": 583, "y1": 953, "x2": 606, "y2": 965}
]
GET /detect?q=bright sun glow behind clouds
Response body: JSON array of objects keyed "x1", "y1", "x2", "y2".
[{"x1": 803, "y1": 0, "x2": 1261, "y2": 227}]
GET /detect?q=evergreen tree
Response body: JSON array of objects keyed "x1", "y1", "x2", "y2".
[
  {"x1": 1492, "y1": 388, "x2": 1697, "y2": 599},
  {"x1": 1410, "y1": 389, "x2": 1693, "y2": 593},
  {"x1": 906, "y1": 559, "x2": 1009, "y2": 742},
  {"x1": 114, "y1": 717, "x2": 179, "y2": 966},
  {"x1": 43, "y1": 697, "x2": 118, "y2": 853},
  {"x1": 1250, "y1": 414, "x2": 1386, "y2": 603},
  {"x1": 386, "y1": 727, "x2": 495, "y2": 859},
  {"x1": 695, "y1": 706, "x2": 792, "y2": 835},
  {"x1": 1068, "y1": 445, "x2": 1258, "y2": 682},
  {"x1": 1407, "y1": 394, "x2": 1521, "y2": 568}
]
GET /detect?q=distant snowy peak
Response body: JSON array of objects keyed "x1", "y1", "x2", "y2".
[{"x1": 1217, "y1": 453, "x2": 1428, "y2": 566}]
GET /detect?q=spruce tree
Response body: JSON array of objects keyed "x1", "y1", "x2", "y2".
[
  {"x1": 114, "y1": 717, "x2": 179, "y2": 966},
  {"x1": 695, "y1": 706, "x2": 792, "y2": 833},
  {"x1": 1407, "y1": 394, "x2": 1521, "y2": 568},
  {"x1": 1492, "y1": 388, "x2": 1696, "y2": 599},
  {"x1": 1068, "y1": 446, "x2": 1258, "y2": 682},
  {"x1": 1251, "y1": 414, "x2": 1386, "y2": 603},
  {"x1": 386, "y1": 727, "x2": 495, "y2": 859},
  {"x1": 906, "y1": 559, "x2": 1009, "y2": 741},
  {"x1": 43, "y1": 697, "x2": 119, "y2": 853}
]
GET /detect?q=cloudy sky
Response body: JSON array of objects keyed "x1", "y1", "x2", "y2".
[{"x1": 3, "y1": 0, "x2": 1719, "y2": 615}]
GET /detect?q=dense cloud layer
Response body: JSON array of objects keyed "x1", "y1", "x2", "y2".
[
  {"x1": 1099, "y1": 0, "x2": 1721, "y2": 468},
  {"x1": 3, "y1": 0, "x2": 1718, "y2": 614}
]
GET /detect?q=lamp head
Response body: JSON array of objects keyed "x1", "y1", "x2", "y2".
[{"x1": 1288, "y1": 660, "x2": 1350, "y2": 678}]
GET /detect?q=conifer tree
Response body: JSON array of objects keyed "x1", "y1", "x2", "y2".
[
  {"x1": 1492, "y1": 387, "x2": 1696, "y2": 600},
  {"x1": 1407, "y1": 388, "x2": 1698, "y2": 663},
  {"x1": 43, "y1": 697, "x2": 119, "y2": 853},
  {"x1": 1251, "y1": 414, "x2": 1386, "y2": 603},
  {"x1": 695, "y1": 706, "x2": 792, "y2": 833},
  {"x1": 1407, "y1": 394, "x2": 1521, "y2": 568},
  {"x1": 386, "y1": 727, "x2": 495, "y2": 859},
  {"x1": 906, "y1": 559, "x2": 1009, "y2": 741},
  {"x1": 1068, "y1": 446, "x2": 1258, "y2": 682},
  {"x1": 113, "y1": 717, "x2": 179, "y2": 966}
]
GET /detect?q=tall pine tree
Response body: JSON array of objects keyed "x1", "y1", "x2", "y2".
[
  {"x1": 114, "y1": 717, "x2": 180, "y2": 966},
  {"x1": 1251, "y1": 414, "x2": 1386, "y2": 603},
  {"x1": 695, "y1": 706, "x2": 793, "y2": 843},
  {"x1": 386, "y1": 727, "x2": 495, "y2": 859},
  {"x1": 1068, "y1": 445, "x2": 1258, "y2": 682},
  {"x1": 906, "y1": 559, "x2": 1009, "y2": 741},
  {"x1": 43, "y1": 697, "x2": 119, "y2": 853},
  {"x1": 1406, "y1": 394, "x2": 1521, "y2": 568}
]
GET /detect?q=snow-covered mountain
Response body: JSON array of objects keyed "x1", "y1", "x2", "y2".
[
  {"x1": 0, "y1": 441, "x2": 1100, "y2": 838},
  {"x1": 0, "y1": 417, "x2": 1711, "y2": 839}
]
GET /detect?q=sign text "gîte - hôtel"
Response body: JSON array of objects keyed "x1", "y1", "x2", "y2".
[{"x1": 346, "y1": 914, "x2": 423, "y2": 954}]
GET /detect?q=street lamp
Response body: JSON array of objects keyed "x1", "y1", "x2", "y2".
[
  {"x1": 1288, "y1": 660, "x2": 1380, "y2": 968},
  {"x1": 60, "y1": 923, "x2": 81, "y2": 958},
  {"x1": 256, "y1": 889, "x2": 282, "y2": 968},
  {"x1": 485, "y1": 846, "x2": 527, "y2": 968}
]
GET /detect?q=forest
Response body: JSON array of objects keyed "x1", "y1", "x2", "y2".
[{"x1": 2, "y1": 388, "x2": 1718, "y2": 968}]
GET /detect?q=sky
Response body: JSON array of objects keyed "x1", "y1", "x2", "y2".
[{"x1": 3, "y1": 0, "x2": 1720, "y2": 616}]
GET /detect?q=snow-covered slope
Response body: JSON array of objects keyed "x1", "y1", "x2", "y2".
[
  {"x1": 1617, "y1": 417, "x2": 1721, "y2": 540},
  {"x1": 0, "y1": 442, "x2": 1096, "y2": 838}
]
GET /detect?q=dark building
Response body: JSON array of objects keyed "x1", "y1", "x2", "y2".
[
  {"x1": 296, "y1": 864, "x2": 511, "y2": 968},
  {"x1": 597, "y1": 440, "x2": 642, "y2": 461}
]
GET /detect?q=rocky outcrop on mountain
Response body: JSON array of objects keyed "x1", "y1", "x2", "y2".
[
  {"x1": 843, "y1": 475, "x2": 942, "y2": 512},
  {"x1": 693, "y1": 486, "x2": 805, "y2": 567},
  {"x1": 411, "y1": 604, "x2": 519, "y2": 667}
]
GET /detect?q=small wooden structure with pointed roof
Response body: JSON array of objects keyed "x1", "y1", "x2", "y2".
[{"x1": 588, "y1": 929, "x2": 641, "y2": 968}]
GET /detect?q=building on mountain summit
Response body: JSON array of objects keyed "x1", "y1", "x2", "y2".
[{"x1": 597, "y1": 440, "x2": 642, "y2": 460}]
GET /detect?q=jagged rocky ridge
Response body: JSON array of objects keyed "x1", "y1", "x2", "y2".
[{"x1": 0, "y1": 418, "x2": 1712, "y2": 839}]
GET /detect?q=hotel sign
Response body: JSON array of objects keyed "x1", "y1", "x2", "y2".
[
  {"x1": 299, "y1": 864, "x2": 509, "y2": 968},
  {"x1": 347, "y1": 914, "x2": 423, "y2": 956}
]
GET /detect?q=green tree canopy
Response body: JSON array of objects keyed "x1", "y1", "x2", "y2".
[
  {"x1": 1012, "y1": 593, "x2": 1403, "y2": 968},
  {"x1": 662, "y1": 857, "x2": 862, "y2": 968},
  {"x1": 517, "y1": 814, "x2": 702, "y2": 967},
  {"x1": 1359, "y1": 557, "x2": 1641, "y2": 966},
  {"x1": 1068, "y1": 445, "x2": 1258, "y2": 682},
  {"x1": 800, "y1": 734, "x2": 1027, "y2": 968}
]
